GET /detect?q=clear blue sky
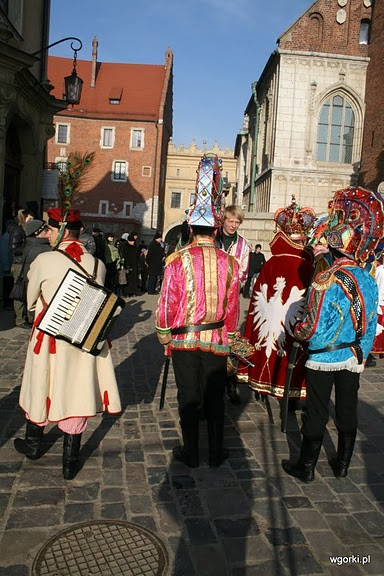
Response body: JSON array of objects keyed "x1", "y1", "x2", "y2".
[{"x1": 49, "y1": 0, "x2": 313, "y2": 150}]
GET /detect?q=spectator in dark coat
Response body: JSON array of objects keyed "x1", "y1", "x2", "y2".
[
  {"x1": 120, "y1": 233, "x2": 139, "y2": 296},
  {"x1": 92, "y1": 228, "x2": 106, "y2": 263},
  {"x1": 138, "y1": 247, "x2": 148, "y2": 292},
  {"x1": 146, "y1": 231, "x2": 165, "y2": 294},
  {"x1": 243, "y1": 244, "x2": 266, "y2": 298},
  {"x1": 80, "y1": 226, "x2": 96, "y2": 255},
  {"x1": 21, "y1": 220, "x2": 51, "y2": 323},
  {"x1": 9, "y1": 209, "x2": 34, "y2": 327}
]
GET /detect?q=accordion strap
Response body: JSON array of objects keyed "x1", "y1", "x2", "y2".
[{"x1": 58, "y1": 249, "x2": 99, "y2": 280}]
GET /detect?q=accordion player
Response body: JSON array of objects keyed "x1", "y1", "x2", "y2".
[{"x1": 38, "y1": 268, "x2": 125, "y2": 355}]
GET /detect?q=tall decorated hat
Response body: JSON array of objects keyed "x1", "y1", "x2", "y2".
[
  {"x1": 274, "y1": 195, "x2": 316, "y2": 241},
  {"x1": 188, "y1": 154, "x2": 224, "y2": 228},
  {"x1": 324, "y1": 186, "x2": 384, "y2": 263},
  {"x1": 49, "y1": 151, "x2": 94, "y2": 248}
]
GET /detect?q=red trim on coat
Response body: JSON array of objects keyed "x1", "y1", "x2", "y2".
[{"x1": 103, "y1": 391, "x2": 110, "y2": 409}]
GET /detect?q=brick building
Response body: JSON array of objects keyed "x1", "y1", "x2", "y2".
[
  {"x1": 46, "y1": 39, "x2": 173, "y2": 241},
  {"x1": 359, "y1": 0, "x2": 384, "y2": 192},
  {"x1": 236, "y1": 0, "x2": 372, "y2": 218}
]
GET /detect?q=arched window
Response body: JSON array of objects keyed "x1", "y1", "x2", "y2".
[{"x1": 316, "y1": 95, "x2": 355, "y2": 163}]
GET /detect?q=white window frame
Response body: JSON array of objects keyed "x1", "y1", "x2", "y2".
[
  {"x1": 98, "y1": 200, "x2": 109, "y2": 215},
  {"x1": 171, "y1": 190, "x2": 182, "y2": 209},
  {"x1": 112, "y1": 160, "x2": 128, "y2": 182},
  {"x1": 130, "y1": 128, "x2": 144, "y2": 150},
  {"x1": 100, "y1": 127, "x2": 115, "y2": 149},
  {"x1": 56, "y1": 123, "x2": 70, "y2": 145},
  {"x1": 189, "y1": 192, "x2": 196, "y2": 207},
  {"x1": 142, "y1": 166, "x2": 151, "y2": 177},
  {"x1": 123, "y1": 201, "x2": 133, "y2": 217}
]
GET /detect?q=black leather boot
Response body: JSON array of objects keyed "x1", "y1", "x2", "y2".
[
  {"x1": 282, "y1": 436, "x2": 323, "y2": 482},
  {"x1": 329, "y1": 429, "x2": 357, "y2": 478},
  {"x1": 62, "y1": 433, "x2": 82, "y2": 480},
  {"x1": 173, "y1": 406, "x2": 199, "y2": 468},
  {"x1": 14, "y1": 421, "x2": 44, "y2": 460},
  {"x1": 226, "y1": 375, "x2": 241, "y2": 404}
]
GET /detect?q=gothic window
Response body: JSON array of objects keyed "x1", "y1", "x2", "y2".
[{"x1": 316, "y1": 95, "x2": 355, "y2": 163}]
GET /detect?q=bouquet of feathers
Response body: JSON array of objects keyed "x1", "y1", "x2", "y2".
[{"x1": 54, "y1": 151, "x2": 95, "y2": 247}]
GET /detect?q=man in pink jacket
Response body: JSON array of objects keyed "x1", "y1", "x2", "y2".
[{"x1": 155, "y1": 155, "x2": 240, "y2": 468}]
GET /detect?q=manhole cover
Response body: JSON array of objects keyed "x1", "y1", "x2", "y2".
[{"x1": 32, "y1": 520, "x2": 169, "y2": 576}]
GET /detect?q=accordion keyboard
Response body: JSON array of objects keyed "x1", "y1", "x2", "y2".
[{"x1": 39, "y1": 269, "x2": 107, "y2": 344}]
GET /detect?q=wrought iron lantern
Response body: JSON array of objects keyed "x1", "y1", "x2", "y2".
[{"x1": 33, "y1": 37, "x2": 84, "y2": 105}]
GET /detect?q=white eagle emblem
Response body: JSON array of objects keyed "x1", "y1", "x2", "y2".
[{"x1": 250, "y1": 276, "x2": 306, "y2": 358}]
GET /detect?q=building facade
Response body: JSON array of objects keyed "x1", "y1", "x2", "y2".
[
  {"x1": 359, "y1": 0, "x2": 384, "y2": 192},
  {"x1": 236, "y1": 0, "x2": 372, "y2": 217},
  {"x1": 163, "y1": 140, "x2": 237, "y2": 249},
  {"x1": 0, "y1": 0, "x2": 66, "y2": 231},
  {"x1": 46, "y1": 39, "x2": 173, "y2": 241}
]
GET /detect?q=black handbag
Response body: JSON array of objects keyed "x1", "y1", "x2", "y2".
[{"x1": 9, "y1": 277, "x2": 26, "y2": 301}]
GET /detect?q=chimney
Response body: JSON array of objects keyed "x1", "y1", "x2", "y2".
[{"x1": 91, "y1": 36, "x2": 98, "y2": 88}]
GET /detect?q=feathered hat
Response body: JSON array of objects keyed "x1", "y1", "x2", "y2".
[
  {"x1": 324, "y1": 186, "x2": 384, "y2": 262},
  {"x1": 188, "y1": 154, "x2": 224, "y2": 228},
  {"x1": 274, "y1": 195, "x2": 315, "y2": 241},
  {"x1": 49, "y1": 151, "x2": 95, "y2": 248}
]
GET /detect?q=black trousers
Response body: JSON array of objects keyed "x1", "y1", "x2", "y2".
[
  {"x1": 171, "y1": 349, "x2": 227, "y2": 411},
  {"x1": 302, "y1": 368, "x2": 360, "y2": 439}
]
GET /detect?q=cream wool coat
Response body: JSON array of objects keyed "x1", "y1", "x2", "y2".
[{"x1": 19, "y1": 241, "x2": 122, "y2": 423}]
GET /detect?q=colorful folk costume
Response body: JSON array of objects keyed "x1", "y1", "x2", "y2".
[
  {"x1": 237, "y1": 196, "x2": 316, "y2": 401},
  {"x1": 14, "y1": 152, "x2": 122, "y2": 480},
  {"x1": 368, "y1": 249, "x2": 384, "y2": 356},
  {"x1": 155, "y1": 154, "x2": 240, "y2": 468},
  {"x1": 282, "y1": 186, "x2": 384, "y2": 483}
]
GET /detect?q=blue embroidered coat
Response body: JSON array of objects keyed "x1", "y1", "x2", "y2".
[{"x1": 294, "y1": 257, "x2": 378, "y2": 373}]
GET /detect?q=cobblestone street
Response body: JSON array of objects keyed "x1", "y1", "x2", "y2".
[{"x1": 0, "y1": 294, "x2": 384, "y2": 575}]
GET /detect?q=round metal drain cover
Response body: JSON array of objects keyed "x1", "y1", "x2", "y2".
[{"x1": 32, "y1": 520, "x2": 169, "y2": 576}]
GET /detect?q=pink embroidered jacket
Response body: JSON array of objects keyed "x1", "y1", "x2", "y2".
[
  {"x1": 217, "y1": 232, "x2": 251, "y2": 285},
  {"x1": 155, "y1": 238, "x2": 240, "y2": 355}
]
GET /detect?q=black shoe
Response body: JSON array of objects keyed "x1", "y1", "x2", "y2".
[
  {"x1": 209, "y1": 448, "x2": 229, "y2": 468},
  {"x1": 172, "y1": 446, "x2": 199, "y2": 468},
  {"x1": 281, "y1": 459, "x2": 315, "y2": 482}
]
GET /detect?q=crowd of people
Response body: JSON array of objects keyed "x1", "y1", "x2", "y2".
[
  {"x1": 3, "y1": 153, "x2": 384, "y2": 486},
  {"x1": 1, "y1": 218, "x2": 167, "y2": 330}
]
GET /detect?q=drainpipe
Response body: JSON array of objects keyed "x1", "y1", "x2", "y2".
[
  {"x1": 40, "y1": 0, "x2": 50, "y2": 82},
  {"x1": 250, "y1": 81, "x2": 261, "y2": 212},
  {"x1": 151, "y1": 120, "x2": 160, "y2": 229}
]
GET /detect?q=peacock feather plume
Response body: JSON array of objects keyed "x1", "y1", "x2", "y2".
[
  {"x1": 58, "y1": 150, "x2": 95, "y2": 218},
  {"x1": 53, "y1": 151, "x2": 95, "y2": 248}
]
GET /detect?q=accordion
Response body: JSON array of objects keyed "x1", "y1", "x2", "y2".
[{"x1": 37, "y1": 268, "x2": 125, "y2": 355}]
